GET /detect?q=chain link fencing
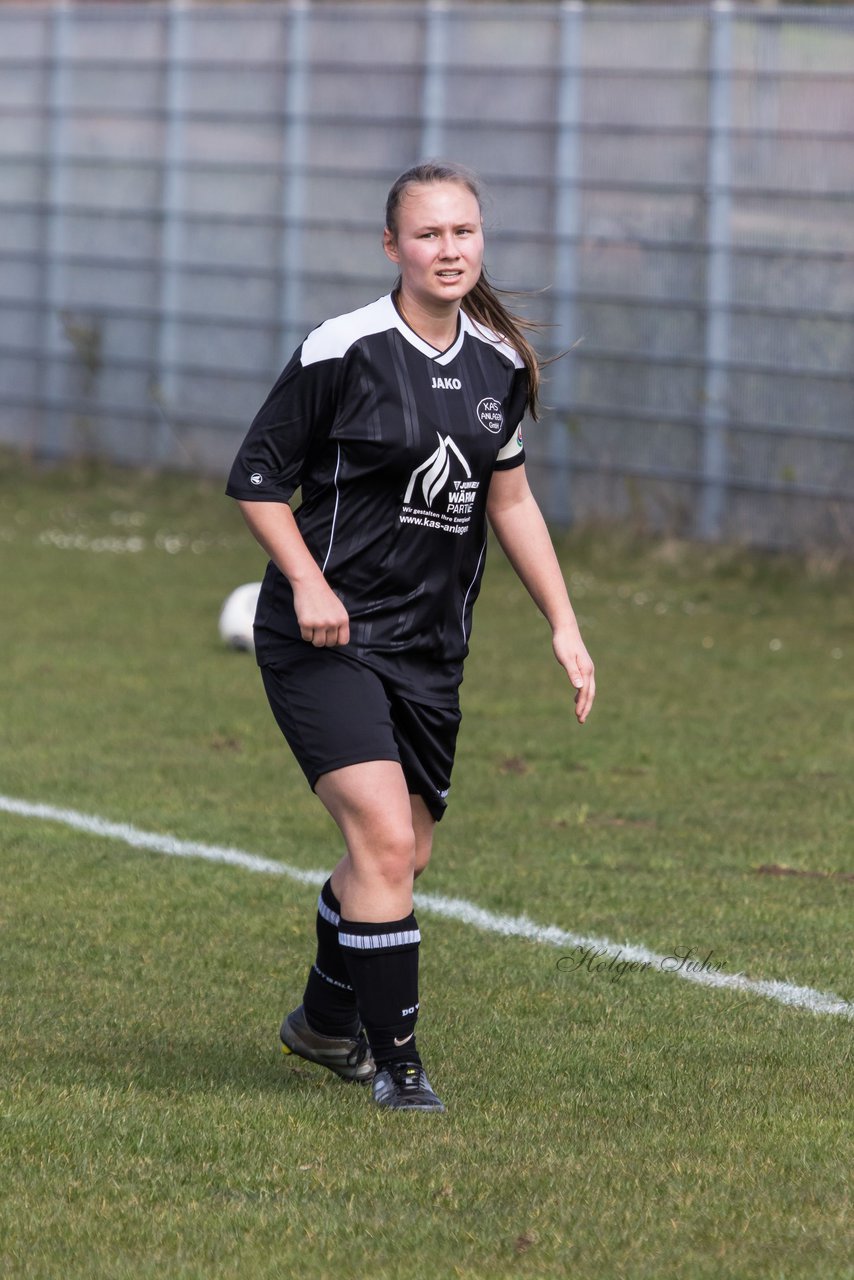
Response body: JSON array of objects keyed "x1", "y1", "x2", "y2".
[{"x1": 2, "y1": 1, "x2": 853, "y2": 549}]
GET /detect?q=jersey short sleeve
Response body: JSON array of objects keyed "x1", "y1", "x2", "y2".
[
  {"x1": 493, "y1": 365, "x2": 528, "y2": 471},
  {"x1": 225, "y1": 346, "x2": 340, "y2": 503}
]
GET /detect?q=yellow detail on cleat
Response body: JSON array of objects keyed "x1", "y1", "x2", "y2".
[{"x1": 281, "y1": 1043, "x2": 293, "y2": 1055}]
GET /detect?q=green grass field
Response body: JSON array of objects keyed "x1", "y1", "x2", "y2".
[{"x1": 1, "y1": 455, "x2": 852, "y2": 1280}]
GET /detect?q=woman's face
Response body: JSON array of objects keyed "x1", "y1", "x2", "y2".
[{"x1": 383, "y1": 181, "x2": 484, "y2": 311}]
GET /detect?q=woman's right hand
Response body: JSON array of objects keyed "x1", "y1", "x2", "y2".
[
  {"x1": 235, "y1": 502, "x2": 350, "y2": 648},
  {"x1": 292, "y1": 576, "x2": 350, "y2": 647}
]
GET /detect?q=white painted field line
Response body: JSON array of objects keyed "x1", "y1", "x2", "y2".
[
  {"x1": 0, "y1": 795, "x2": 322, "y2": 884},
  {"x1": 2, "y1": 793, "x2": 852, "y2": 1021}
]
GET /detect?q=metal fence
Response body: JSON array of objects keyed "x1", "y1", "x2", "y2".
[{"x1": 2, "y1": 1, "x2": 854, "y2": 550}]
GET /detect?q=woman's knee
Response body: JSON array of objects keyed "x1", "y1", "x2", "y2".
[
  {"x1": 367, "y1": 822, "x2": 417, "y2": 882},
  {"x1": 335, "y1": 811, "x2": 416, "y2": 886}
]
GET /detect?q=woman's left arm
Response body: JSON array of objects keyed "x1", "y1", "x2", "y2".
[{"x1": 486, "y1": 464, "x2": 595, "y2": 724}]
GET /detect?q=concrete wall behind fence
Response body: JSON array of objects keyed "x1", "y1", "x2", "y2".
[{"x1": 2, "y1": 1, "x2": 853, "y2": 550}]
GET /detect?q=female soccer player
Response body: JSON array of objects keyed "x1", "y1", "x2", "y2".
[{"x1": 226, "y1": 161, "x2": 595, "y2": 1112}]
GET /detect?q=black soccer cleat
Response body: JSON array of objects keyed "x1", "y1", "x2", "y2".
[
  {"x1": 280, "y1": 1004, "x2": 376, "y2": 1084},
  {"x1": 371, "y1": 1060, "x2": 446, "y2": 1112}
]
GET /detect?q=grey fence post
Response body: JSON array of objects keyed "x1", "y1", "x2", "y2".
[
  {"x1": 420, "y1": 0, "x2": 448, "y2": 160},
  {"x1": 39, "y1": 0, "x2": 72, "y2": 457},
  {"x1": 698, "y1": 0, "x2": 733, "y2": 540},
  {"x1": 278, "y1": 0, "x2": 310, "y2": 367},
  {"x1": 153, "y1": 0, "x2": 189, "y2": 465},
  {"x1": 549, "y1": 0, "x2": 583, "y2": 528}
]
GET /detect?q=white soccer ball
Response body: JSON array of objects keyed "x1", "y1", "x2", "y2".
[{"x1": 218, "y1": 582, "x2": 262, "y2": 652}]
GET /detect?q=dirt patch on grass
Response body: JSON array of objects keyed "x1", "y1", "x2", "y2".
[
  {"x1": 499, "y1": 756, "x2": 530, "y2": 775},
  {"x1": 756, "y1": 863, "x2": 854, "y2": 883}
]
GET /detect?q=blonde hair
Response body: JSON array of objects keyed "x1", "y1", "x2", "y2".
[{"x1": 384, "y1": 161, "x2": 545, "y2": 421}]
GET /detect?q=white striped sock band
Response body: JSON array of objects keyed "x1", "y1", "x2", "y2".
[
  {"x1": 312, "y1": 963, "x2": 353, "y2": 991},
  {"x1": 317, "y1": 894, "x2": 340, "y2": 927},
  {"x1": 338, "y1": 928, "x2": 421, "y2": 951}
]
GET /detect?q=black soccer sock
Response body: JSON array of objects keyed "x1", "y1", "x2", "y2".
[
  {"x1": 301, "y1": 878, "x2": 360, "y2": 1038},
  {"x1": 338, "y1": 911, "x2": 421, "y2": 1068}
]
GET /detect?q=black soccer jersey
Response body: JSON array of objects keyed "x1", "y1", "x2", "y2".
[{"x1": 226, "y1": 293, "x2": 528, "y2": 705}]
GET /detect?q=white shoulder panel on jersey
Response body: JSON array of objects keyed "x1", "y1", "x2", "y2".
[
  {"x1": 301, "y1": 294, "x2": 397, "y2": 367},
  {"x1": 461, "y1": 311, "x2": 525, "y2": 370}
]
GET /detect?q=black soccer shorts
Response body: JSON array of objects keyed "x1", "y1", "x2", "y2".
[{"x1": 259, "y1": 639, "x2": 461, "y2": 822}]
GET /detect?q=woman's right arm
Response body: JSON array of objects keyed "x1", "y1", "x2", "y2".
[{"x1": 237, "y1": 501, "x2": 350, "y2": 648}]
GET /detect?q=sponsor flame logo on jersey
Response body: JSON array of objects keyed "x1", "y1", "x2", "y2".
[
  {"x1": 400, "y1": 434, "x2": 480, "y2": 535},
  {"x1": 404, "y1": 434, "x2": 471, "y2": 509}
]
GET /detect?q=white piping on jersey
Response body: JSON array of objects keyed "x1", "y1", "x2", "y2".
[
  {"x1": 321, "y1": 443, "x2": 342, "y2": 574},
  {"x1": 460, "y1": 310, "x2": 525, "y2": 370},
  {"x1": 461, "y1": 538, "x2": 487, "y2": 646},
  {"x1": 398, "y1": 311, "x2": 466, "y2": 366}
]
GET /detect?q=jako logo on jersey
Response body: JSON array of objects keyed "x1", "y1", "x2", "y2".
[
  {"x1": 249, "y1": 472, "x2": 263, "y2": 485},
  {"x1": 432, "y1": 376, "x2": 462, "y2": 390},
  {"x1": 477, "y1": 397, "x2": 503, "y2": 433},
  {"x1": 404, "y1": 434, "x2": 472, "y2": 508}
]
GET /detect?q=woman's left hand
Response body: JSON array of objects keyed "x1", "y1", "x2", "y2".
[{"x1": 552, "y1": 626, "x2": 596, "y2": 724}]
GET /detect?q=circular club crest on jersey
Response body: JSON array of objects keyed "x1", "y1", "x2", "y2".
[{"x1": 477, "y1": 397, "x2": 503, "y2": 434}]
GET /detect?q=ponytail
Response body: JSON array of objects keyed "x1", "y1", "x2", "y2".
[{"x1": 385, "y1": 161, "x2": 550, "y2": 421}]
